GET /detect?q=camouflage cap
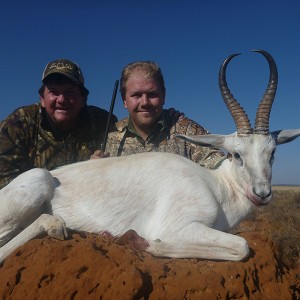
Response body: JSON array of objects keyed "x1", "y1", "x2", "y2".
[{"x1": 42, "y1": 59, "x2": 85, "y2": 85}]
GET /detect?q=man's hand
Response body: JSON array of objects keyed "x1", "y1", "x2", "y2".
[{"x1": 90, "y1": 150, "x2": 110, "y2": 159}]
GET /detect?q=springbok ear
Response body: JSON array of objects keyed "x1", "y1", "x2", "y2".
[
  {"x1": 175, "y1": 134, "x2": 227, "y2": 149},
  {"x1": 271, "y1": 129, "x2": 300, "y2": 145}
]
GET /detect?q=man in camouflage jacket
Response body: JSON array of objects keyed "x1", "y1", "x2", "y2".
[
  {"x1": 0, "y1": 59, "x2": 116, "y2": 189},
  {"x1": 104, "y1": 61, "x2": 225, "y2": 168}
]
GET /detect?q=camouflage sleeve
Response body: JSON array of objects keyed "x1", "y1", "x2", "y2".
[
  {"x1": 0, "y1": 108, "x2": 36, "y2": 189},
  {"x1": 173, "y1": 116, "x2": 226, "y2": 169}
]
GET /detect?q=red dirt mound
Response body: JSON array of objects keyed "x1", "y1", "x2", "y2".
[{"x1": 0, "y1": 231, "x2": 299, "y2": 299}]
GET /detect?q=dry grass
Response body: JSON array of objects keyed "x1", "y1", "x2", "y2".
[{"x1": 235, "y1": 186, "x2": 300, "y2": 269}]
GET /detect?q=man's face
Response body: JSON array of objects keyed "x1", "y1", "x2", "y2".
[
  {"x1": 40, "y1": 82, "x2": 85, "y2": 130},
  {"x1": 124, "y1": 75, "x2": 165, "y2": 138}
]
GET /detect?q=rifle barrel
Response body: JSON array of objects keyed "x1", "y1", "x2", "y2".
[{"x1": 101, "y1": 79, "x2": 119, "y2": 152}]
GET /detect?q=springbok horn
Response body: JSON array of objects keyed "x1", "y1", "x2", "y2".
[
  {"x1": 252, "y1": 49, "x2": 278, "y2": 134},
  {"x1": 219, "y1": 53, "x2": 252, "y2": 135}
]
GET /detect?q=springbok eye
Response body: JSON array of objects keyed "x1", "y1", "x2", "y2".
[
  {"x1": 233, "y1": 152, "x2": 243, "y2": 165},
  {"x1": 233, "y1": 152, "x2": 240, "y2": 159}
]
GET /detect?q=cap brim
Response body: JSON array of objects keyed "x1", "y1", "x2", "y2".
[{"x1": 42, "y1": 71, "x2": 82, "y2": 85}]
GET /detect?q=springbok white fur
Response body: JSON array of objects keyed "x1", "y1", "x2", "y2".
[{"x1": 0, "y1": 50, "x2": 300, "y2": 263}]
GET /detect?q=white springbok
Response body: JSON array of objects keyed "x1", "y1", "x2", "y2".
[{"x1": 0, "y1": 50, "x2": 299, "y2": 263}]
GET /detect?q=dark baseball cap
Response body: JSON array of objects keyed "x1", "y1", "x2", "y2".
[
  {"x1": 42, "y1": 59, "x2": 85, "y2": 85},
  {"x1": 42, "y1": 59, "x2": 89, "y2": 96}
]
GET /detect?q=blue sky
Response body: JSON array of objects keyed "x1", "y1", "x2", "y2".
[{"x1": 1, "y1": 1, "x2": 300, "y2": 184}]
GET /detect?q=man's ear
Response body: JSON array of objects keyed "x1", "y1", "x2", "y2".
[
  {"x1": 40, "y1": 96, "x2": 45, "y2": 108},
  {"x1": 123, "y1": 98, "x2": 128, "y2": 109}
]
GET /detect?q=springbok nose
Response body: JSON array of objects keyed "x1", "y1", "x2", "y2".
[{"x1": 253, "y1": 187, "x2": 272, "y2": 200}]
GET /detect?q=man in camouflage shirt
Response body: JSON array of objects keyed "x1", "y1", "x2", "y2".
[
  {"x1": 104, "y1": 61, "x2": 225, "y2": 169},
  {"x1": 0, "y1": 59, "x2": 117, "y2": 189}
]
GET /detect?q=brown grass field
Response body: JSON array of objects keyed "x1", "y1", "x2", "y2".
[{"x1": 234, "y1": 185, "x2": 300, "y2": 271}]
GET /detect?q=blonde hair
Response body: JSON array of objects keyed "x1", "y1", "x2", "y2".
[{"x1": 120, "y1": 61, "x2": 166, "y2": 99}]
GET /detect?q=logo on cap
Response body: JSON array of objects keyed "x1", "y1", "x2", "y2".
[
  {"x1": 48, "y1": 61, "x2": 75, "y2": 71},
  {"x1": 42, "y1": 59, "x2": 84, "y2": 85}
]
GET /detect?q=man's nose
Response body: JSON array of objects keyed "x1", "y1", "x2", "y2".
[
  {"x1": 140, "y1": 94, "x2": 150, "y2": 106},
  {"x1": 56, "y1": 93, "x2": 66, "y2": 102}
]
